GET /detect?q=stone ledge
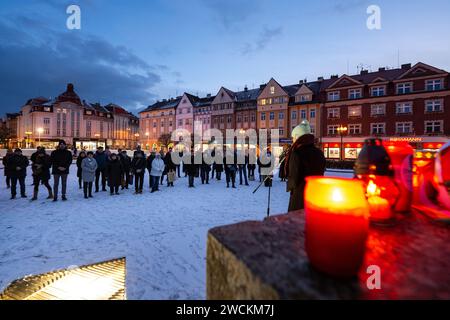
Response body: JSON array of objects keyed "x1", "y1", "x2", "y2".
[{"x1": 207, "y1": 210, "x2": 450, "y2": 300}]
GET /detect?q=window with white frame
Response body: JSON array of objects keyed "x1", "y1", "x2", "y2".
[
  {"x1": 43, "y1": 118, "x2": 50, "y2": 125},
  {"x1": 425, "y1": 100, "x2": 443, "y2": 113},
  {"x1": 348, "y1": 106, "x2": 362, "y2": 118},
  {"x1": 300, "y1": 95, "x2": 310, "y2": 102},
  {"x1": 279, "y1": 112, "x2": 284, "y2": 120},
  {"x1": 370, "y1": 123, "x2": 386, "y2": 135},
  {"x1": 371, "y1": 86, "x2": 386, "y2": 97},
  {"x1": 251, "y1": 114, "x2": 256, "y2": 122},
  {"x1": 270, "y1": 86, "x2": 275, "y2": 94},
  {"x1": 300, "y1": 110, "x2": 307, "y2": 119},
  {"x1": 310, "y1": 124, "x2": 315, "y2": 134},
  {"x1": 327, "y1": 108, "x2": 340, "y2": 119},
  {"x1": 349, "y1": 124, "x2": 362, "y2": 135},
  {"x1": 328, "y1": 125, "x2": 339, "y2": 135},
  {"x1": 349, "y1": 88, "x2": 362, "y2": 99},
  {"x1": 261, "y1": 112, "x2": 266, "y2": 121},
  {"x1": 425, "y1": 120, "x2": 443, "y2": 134},
  {"x1": 397, "y1": 83, "x2": 412, "y2": 94},
  {"x1": 426, "y1": 79, "x2": 443, "y2": 91},
  {"x1": 278, "y1": 127, "x2": 284, "y2": 136},
  {"x1": 396, "y1": 122, "x2": 413, "y2": 134},
  {"x1": 227, "y1": 115, "x2": 232, "y2": 123},
  {"x1": 371, "y1": 104, "x2": 386, "y2": 116},
  {"x1": 44, "y1": 128, "x2": 50, "y2": 135},
  {"x1": 396, "y1": 102, "x2": 413, "y2": 114},
  {"x1": 310, "y1": 108, "x2": 316, "y2": 118},
  {"x1": 328, "y1": 91, "x2": 340, "y2": 101}
]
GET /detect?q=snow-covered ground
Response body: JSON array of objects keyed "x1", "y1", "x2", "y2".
[{"x1": 0, "y1": 165, "x2": 352, "y2": 299}]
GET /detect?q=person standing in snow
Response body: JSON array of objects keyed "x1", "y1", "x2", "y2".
[
  {"x1": 31, "y1": 147, "x2": 53, "y2": 201},
  {"x1": 146, "y1": 150, "x2": 156, "y2": 189},
  {"x1": 8, "y1": 148, "x2": 29, "y2": 199},
  {"x1": 94, "y1": 146, "x2": 108, "y2": 192},
  {"x1": 50, "y1": 140, "x2": 73, "y2": 202},
  {"x1": 106, "y1": 153, "x2": 124, "y2": 195},
  {"x1": 81, "y1": 151, "x2": 97, "y2": 199},
  {"x1": 2, "y1": 148, "x2": 13, "y2": 189},
  {"x1": 150, "y1": 153, "x2": 165, "y2": 193},
  {"x1": 286, "y1": 120, "x2": 326, "y2": 212},
  {"x1": 184, "y1": 149, "x2": 199, "y2": 188},
  {"x1": 131, "y1": 152, "x2": 146, "y2": 194},
  {"x1": 200, "y1": 151, "x2": 211, "y2": 185},
  {"x1": 120, "y1": 150, "x2": 132, "y2": 190},
  {"x1": 76, "y1": 151, "x2": 87, "y2": 189},
  {"x1": 224, "y1": 149, "x2": 238, "y2": 189},
  {"x1": 165, "y1": 147, "x2": 177, "y2": 187},
  {"x1": 133, "y1": 145, "x2": 146, "y2": 158},
  {"x1": 238, "y1": 149, "x2": 249, "y2": 186}
]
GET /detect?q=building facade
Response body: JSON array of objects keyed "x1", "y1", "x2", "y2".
[
  {"x1": 15, "y1": 84, "x2": 139, "y2": 150},
  {"x1": 321, "y1": 62, "x2": 450, "y2": 160}
]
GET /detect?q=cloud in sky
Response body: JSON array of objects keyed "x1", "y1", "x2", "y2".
[
  {"x1": 241, "y1": 26, "x2": 283, "y2": 56},
  {"x1": 0, "y1": 15, "x2": 164, "y2": 113}
]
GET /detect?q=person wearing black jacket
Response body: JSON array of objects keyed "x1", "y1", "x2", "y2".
[
  {"x1": 50, "y1": 140, "x2": 73, "y2": 201},
  {"x1": 224, "y1": 150, "x2": 238, "y2": 189},
  {"x1": 120, "y1": 150, "x2": 132, "y2": 190},
  {"x1": 286, "y1": 121, "x2": 326, "y2": 211},
  {"x1": 131, "y1": 152, "x2": 146, "y2": 194},
  {"x1": 8, "y1": 148, "x2": 29, "y2": 199},
  {"x1": 106, "y1": 153, "x2": 124, "y2": 195},
  {"x1": 184, "y1": 150, "x2": 200, "y2": 188},
  {"x1": 76, "y1": 151, "x2": 87, "y2": 189},
  {"x1": 200, "y1": 151, "x2": 211, "y2": 185},
  {"x1": 165, "y1": 148, "x2": 177, "y2": 187},
  {"x1": 31, "y1": 148, "x2": 53, "y2": 201},
  {"x1": 2, "y1": 149, "x2": 13, "y2": 188},
  {"x1": 146, "y1": 151, "x2": 156, "y2": 189},
  {"x1": 94, "y1": 147, "x2": 108, "y2": 192}
]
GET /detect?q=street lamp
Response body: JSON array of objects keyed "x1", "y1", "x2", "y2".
[
  {"x1": 37, "y1": 128, "x2": 44, "y2": 146},
  {"x1": 25, "y1": 131, "x2": 32, "y2": 149},
  {"x1": 336, "y1": 125, "x2": 348, "y2": 161}
]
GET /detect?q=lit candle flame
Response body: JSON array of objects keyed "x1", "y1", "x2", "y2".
[
  {"x1": 367, "y1": 180, "x2": 380, "y2": 197},
  {"x1": 332, "y1": 189, "x2": 344, "y2": 202}
]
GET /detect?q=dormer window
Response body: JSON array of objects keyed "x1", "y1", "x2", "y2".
[
  {"x1": 349, "y1": 89, "x2": 362, "y2": 99},
  {"x1": 328, "y1": 91, "x2": 340, "y2": 101},
  {"x1": 397, "y1": 83, "x2": 412, "y2": 94},
  {"x1": 371, "y1": 86, "x2": 385, "y2": 97},
  {"x1": 426, "y1": 79, "x2": 443, "y2": 91}
]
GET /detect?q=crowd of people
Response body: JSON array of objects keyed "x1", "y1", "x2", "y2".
[
  {"x1": 2, "y1": 121, "x2": 326, "y2": 210},
  {"x1": 1, "y1": 140, "x2": 277, "y2": 201}
]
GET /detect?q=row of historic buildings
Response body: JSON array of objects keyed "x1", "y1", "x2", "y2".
[
  {"x1": 4, "y1": 84, "x2": 140, "y2": 150},
  {"x1": 139, "y1": 62, "x2": 450, "y2": 159},
  {"x1": 2, "y1": 62, "x2": 449, "y2": 158}
]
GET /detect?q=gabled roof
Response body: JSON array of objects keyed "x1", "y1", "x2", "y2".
[
  {"x1": 194, "y1": 95, "x2": 216, "y2": 108},
  {"x1": 397, "y1": 62, "x2": 448, "y2": 80},
  {"x1": 55, "y1": 83, "x2": 82, "y2": 105}
]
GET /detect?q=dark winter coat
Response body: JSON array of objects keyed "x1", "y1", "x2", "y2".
[
  {"x1": 50, "y1": 148, "x2": 73, "y2": 175},
  {"x1": 131, "y1": 157, "x2": 146, "y2": 175},
  {"x1": 120, "y1": 154, "x2": 132, "y2": 172},
  {"x1": 146, "y1": 153, "x2": 155, "y2": 173},
  {"x1": 2, "y1": 153, "x2": 13, "y2": 177},
  {"x1": 286, "y1": 134, "x2": 326, "y2": 212},
  {"x1": 7, "y1": 154, "x2": 29, "y2": 178},
  {"x1": 201, "y1": 155, "x2": 211, "y2": 172},
  {"x1": 165, "y1": 152, "x2": 177, "y2": 171},
  {"x1": 94, "y1": 151, "x2": 108, "y2": 170},
  {"x1": 76, "y1": 155, "x2": 87, "y2": 178},
  {"x1": 213, "y1": 161, "x2": 224, "y2": 173},
  {"x1": 133, "y1": 149, "x2": 146, "y2": 158},
  {"x1": 184, "y1": 154, "x2": 200, "y2": 177},
  {"x1": 106, "y1": 158, "x2": 124, "y2": 187},
  {"x1": 32, "y1": 152, "x2": 51, "y2": 180},
  {"x1": 279, "y1": 151, "x2": 287, "y2": 180}
]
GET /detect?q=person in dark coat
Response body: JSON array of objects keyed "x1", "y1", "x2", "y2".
[
  {"x1": 238, "y1": 150, "x2": 249, "y2": 186},
  {"x1": 8, "y1": 148, "x2": 29, "y2": 199},
  {"x1": 50, "y1": 140, "x2": 73, "y2": 201},
  {"x1": 279, "y1": 148, "x2": 288, "y2": 182},
  {"x1": 31, "y1": 148, "x2": 53, "y2": 201},
  {"x1": 106, "y1": 153, "x2": 124, "y2": 195},
  {"x1": 133, "y1": 146, "x2": 146, "y2": 158},
  {"x1": 200, "y1": 151, "x2": 211, "y2": 185},
  {"x1": 214, "y1": 152, "x2": 224, "y2": 181},
  {"x1": 30, "y1": 147, "x2": 42, "y2": 186},
  {"x1": 160, "y1": 151, "x2": 167, "y2": 185},
  {"x1": 146, "y1": 151, "x2": 156, "y2": 189},
  {"x1": 165, "y1": 148, "x2": 177, "y2": 187},
  {"x1": 131, "y1": 152, "x2": 146, "y2": 194},
  {"x1": 76, "y1": 151, "x2": 87, "y2": 189},
  {"x1": 2, "y1": 149, "x2": 13, "y2": 188},
  {"x1": 177, "y1": 150, "x2": 183, "y2": 178},
  {"x1": 224, "y1": 150, "x2": 238, "y2": 188},
  {"x1": 120, "y1": 150, "x2": 132, "y2": 190},
  {"x1": 185, "y1": 150, "x2": 200, "y2": 188},
  {"x1": 286, "y1": 121, "x2": 326, "y2": 212},
  {"x1": 247, "y1": 154, "x2": 256, "y2": 182},
  {"x1": 94, "y1": 147, "x2": 108, "y2": 192}
]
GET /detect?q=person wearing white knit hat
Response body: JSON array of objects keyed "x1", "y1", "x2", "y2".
[{"x1": 285, "y1": 120, "x2": 326, "y2": 212}]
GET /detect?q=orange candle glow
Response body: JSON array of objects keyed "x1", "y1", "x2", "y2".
[
  {"x1": 305, "y1": 177, "x2": 370, "y2": 278},
  {"x1": 366, "y1": 180, "x2": 392, "y2": 222}
]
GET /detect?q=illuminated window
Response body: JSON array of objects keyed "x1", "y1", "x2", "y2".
[
  {"x1": 348, "y1": 106, "x2": 362, "y2": 118},
  {"x1": 270, "y1": 86, "x2": 275, "y2": 94}
]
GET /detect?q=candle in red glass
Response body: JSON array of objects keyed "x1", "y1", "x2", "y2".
[
  {"x1": 305, "y1": 177, "x2": 370, "y2": 278},
  {"x1": 366, "y1": 180, "x2": 392, "y2": 222},
  {"x1": 383, "y1": 141, "x2": 414, "y2": 212}
]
